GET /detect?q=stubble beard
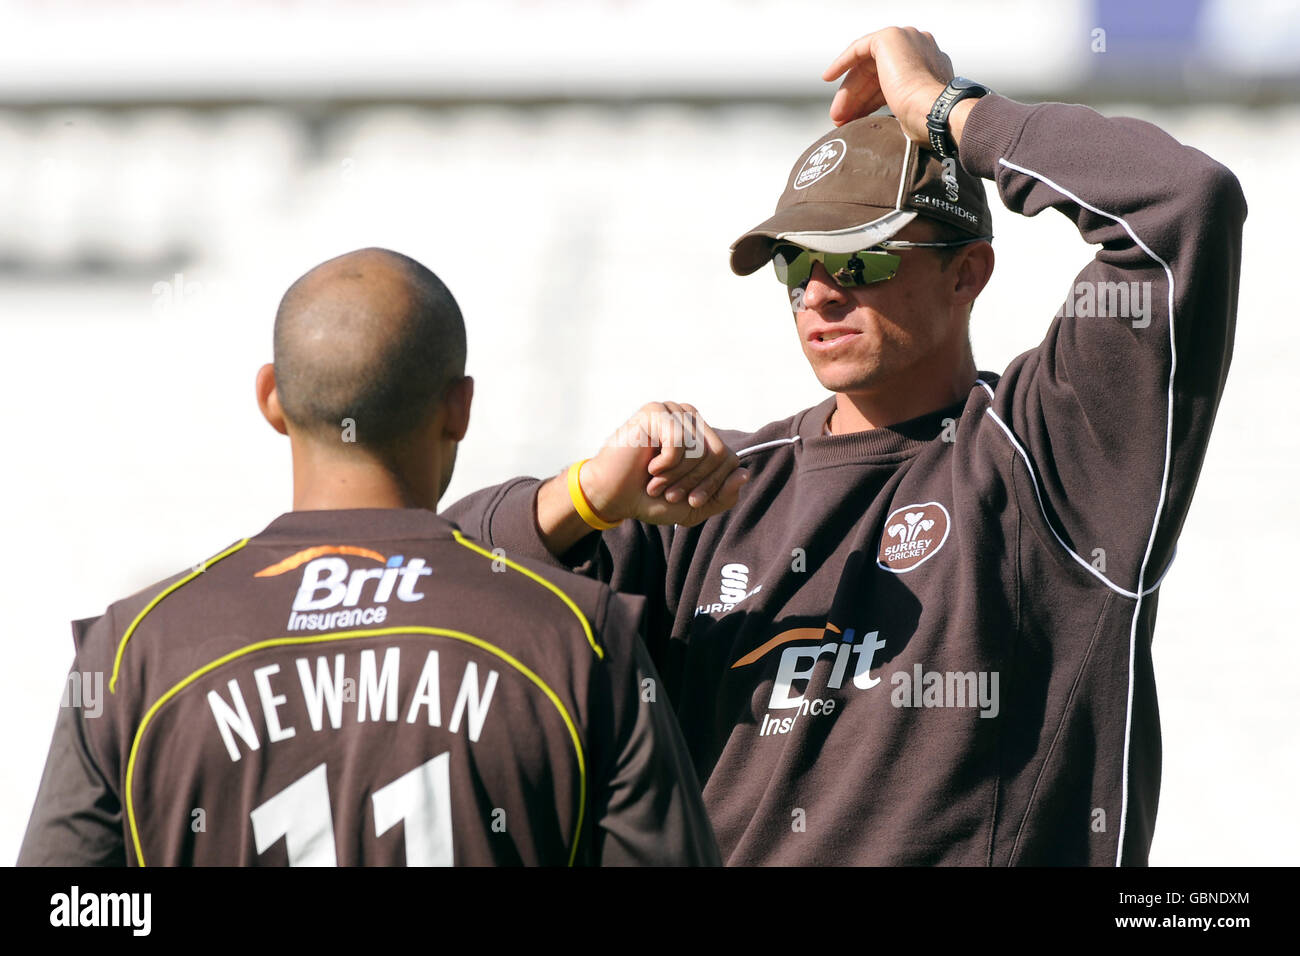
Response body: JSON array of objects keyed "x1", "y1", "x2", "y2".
[{"x1": 804, "y1": 334, "x2": 895, "y2": 396}]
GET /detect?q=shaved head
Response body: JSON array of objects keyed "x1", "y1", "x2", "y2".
[{"x1": 273, "y1": 248, "x2": 466, "y2": 448}]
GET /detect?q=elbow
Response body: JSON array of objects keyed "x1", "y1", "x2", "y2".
[{"x1": 1200, "y1": 160, "x2": 1248, "y2": 229}]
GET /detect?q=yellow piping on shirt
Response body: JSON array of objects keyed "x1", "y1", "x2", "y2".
[
  {"x1": 125, "y1": 625, "x2": 588, "y2": 868},
  {"x1": 451, "y1": 529, "x2": 603, "y2": 659},
  {"x1": 109, "y1": 538, "x2": 251, "y2": 694}
]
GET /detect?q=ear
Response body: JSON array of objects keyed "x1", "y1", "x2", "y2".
[
  {"x1": 256, "y1": 363, "x2": 289, "y2": 436},
  {"x1": 441, "y1": 375, "x2": 474, "y2": 442},
  {"x1": 953, "y1": 242, "x2": 995, "y2": 311}
]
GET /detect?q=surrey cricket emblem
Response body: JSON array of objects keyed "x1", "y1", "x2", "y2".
[
  {"x1": 878, "y1": 502, "x2": 951, "y2": 573},
  {"x1": 793, "y1": 139, "x2": 847, "y2": 190}
]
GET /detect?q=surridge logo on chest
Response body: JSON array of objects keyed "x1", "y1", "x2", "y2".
[
  {"x1": 255, "y1": 546, "x2": 432, "y2": 631},
  {"x1": 694, "y1": 561, "x2": 762, "y2": 617},
  {"x1": 878, "y1": 501, "x2": 951, "y2": 572}
]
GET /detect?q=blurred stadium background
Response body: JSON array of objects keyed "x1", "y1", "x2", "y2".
[{"x1": 1, "y1": 0, "x2": 1295, "y2": 865}]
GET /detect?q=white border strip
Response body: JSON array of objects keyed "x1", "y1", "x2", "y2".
[
  {"x1": 736, "y1": 436, "x2": 800, "y2": 458},
  {"x1": 988, "y1": 155, "x2": 1179, "y2": 868},
  {"x1": 895, "y1": 135, "x2": 912, "y2": 210},
  {"x1": 974, "y1": 380, "x2": 1164, "y2": 601}
]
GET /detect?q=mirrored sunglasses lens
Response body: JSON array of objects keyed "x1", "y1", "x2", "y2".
[
  {"x1": 827, "y1": 250, "x2": 900, "y2": 286},
  {"x1": 772, "y1": 245, "x2": 810, "y2": 287}
]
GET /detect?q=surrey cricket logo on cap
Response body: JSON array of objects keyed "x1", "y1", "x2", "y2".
[
  {"x1": 878, "y1": 502, "x2": 951, "y2": 572},
  {"x1": 729, "y1": 114, "x2": 992, "y2": 277},
  {"x1": 793, "y1": 138, "x2": 847, "y2": 190}
]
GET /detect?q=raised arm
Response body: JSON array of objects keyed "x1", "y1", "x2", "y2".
[
  {"x1": 824, "y1": 26, "x2": 1246, "y2": 594},
  {"x1": 962, "y1": 93, "x2": 1244, "y2": 593}
]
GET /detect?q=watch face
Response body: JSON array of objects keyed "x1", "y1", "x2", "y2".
[{"x1": 951, "y1": 77, "x2": 987, "y2": 95}]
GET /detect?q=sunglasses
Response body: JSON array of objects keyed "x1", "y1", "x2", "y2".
[{"x1": 771, "y1": 237, "x2": 989, "y2": 289}]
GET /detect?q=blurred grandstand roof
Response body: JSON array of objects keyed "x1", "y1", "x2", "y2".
[{"x1": 1, "y1": 0, "x2": 1295, "y2": 106}]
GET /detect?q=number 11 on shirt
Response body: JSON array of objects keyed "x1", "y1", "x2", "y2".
[{"x1": 249, "y1": 754, "x2": 454, "y2": 866}]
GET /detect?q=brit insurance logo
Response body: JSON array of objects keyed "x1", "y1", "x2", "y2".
[
  {"x1": 730, "y1": 619, "x2": 998, "y2": 737},
  {"x1": 878, "y1": 501, "x2": 950, "y2": 573},
  {"x1": 255, "y1": 546, "x2": 431, "y2": 631},
  {"x1": 793, "y1": 139, "x2": 846, "y2": 190},
  {"x1": 731, "y1": 621, "x2": 886, "y2": 735}
]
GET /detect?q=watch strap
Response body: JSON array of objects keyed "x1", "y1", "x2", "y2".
[{"x1": 926, "y1": 77, "x2": 990, "y2": 159}]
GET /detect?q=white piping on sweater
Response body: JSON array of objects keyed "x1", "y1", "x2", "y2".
[
  {"x1": 736, "y1": 436, "x2": 801, "y2": 458},
  {"x1": 986, "y1": 155, "x2": 1179, "y2": 868},
  {"x1": 974, "y1": 379, "x2": 1168, "y2": 601}
]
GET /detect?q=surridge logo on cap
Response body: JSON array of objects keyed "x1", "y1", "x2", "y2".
[
  {"x1": 794, "y1": 138, "x2": 847, "y2": 190},
  {"x1": 941, "y1": 157, "x2": 959, "y2": 202},
  {"x1": 878, "y1": 502, "x2": 951, "y2": 572}
]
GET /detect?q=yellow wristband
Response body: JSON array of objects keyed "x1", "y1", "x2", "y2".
[{"x1": 567, "y1": 460, "x2": 620, "y2": 531}]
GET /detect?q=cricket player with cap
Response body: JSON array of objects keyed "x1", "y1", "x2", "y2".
[
  {"x1": 19, "y1": 247, "x2": 719, "y2": 867},
  {"x1": 445, "y1": 27, "x2": 1246, "y2": 864}
]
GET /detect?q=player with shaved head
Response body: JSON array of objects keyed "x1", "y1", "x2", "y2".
[
  {"x1": 262, "y1": 248, "x2": 472, "y2": 510},
  {"x1": 19, "y1": 247, "x2": 719, "y2": 867},
  {"x1": 272, "y1": 248, "x2": 467, "y2": 448}
]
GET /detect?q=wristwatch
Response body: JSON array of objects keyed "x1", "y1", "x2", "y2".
[{"x1": 926, "y1": 77, "x2": 991, "y2": 159}]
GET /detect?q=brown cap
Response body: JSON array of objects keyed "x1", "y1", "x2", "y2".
[{"x1": 730, "y1": 113, "x2": 992, "y2": 276}]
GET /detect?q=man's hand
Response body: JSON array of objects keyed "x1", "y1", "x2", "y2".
[
  {"x1": 585, "y1": 401, "x2": 747, "y2": 524},
  {"x1": 535, "y1": 402, "x2": 748, "y2": 557},
  {"x1": 822, "y1": 27, "x2": 971, "y2": 147}
]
